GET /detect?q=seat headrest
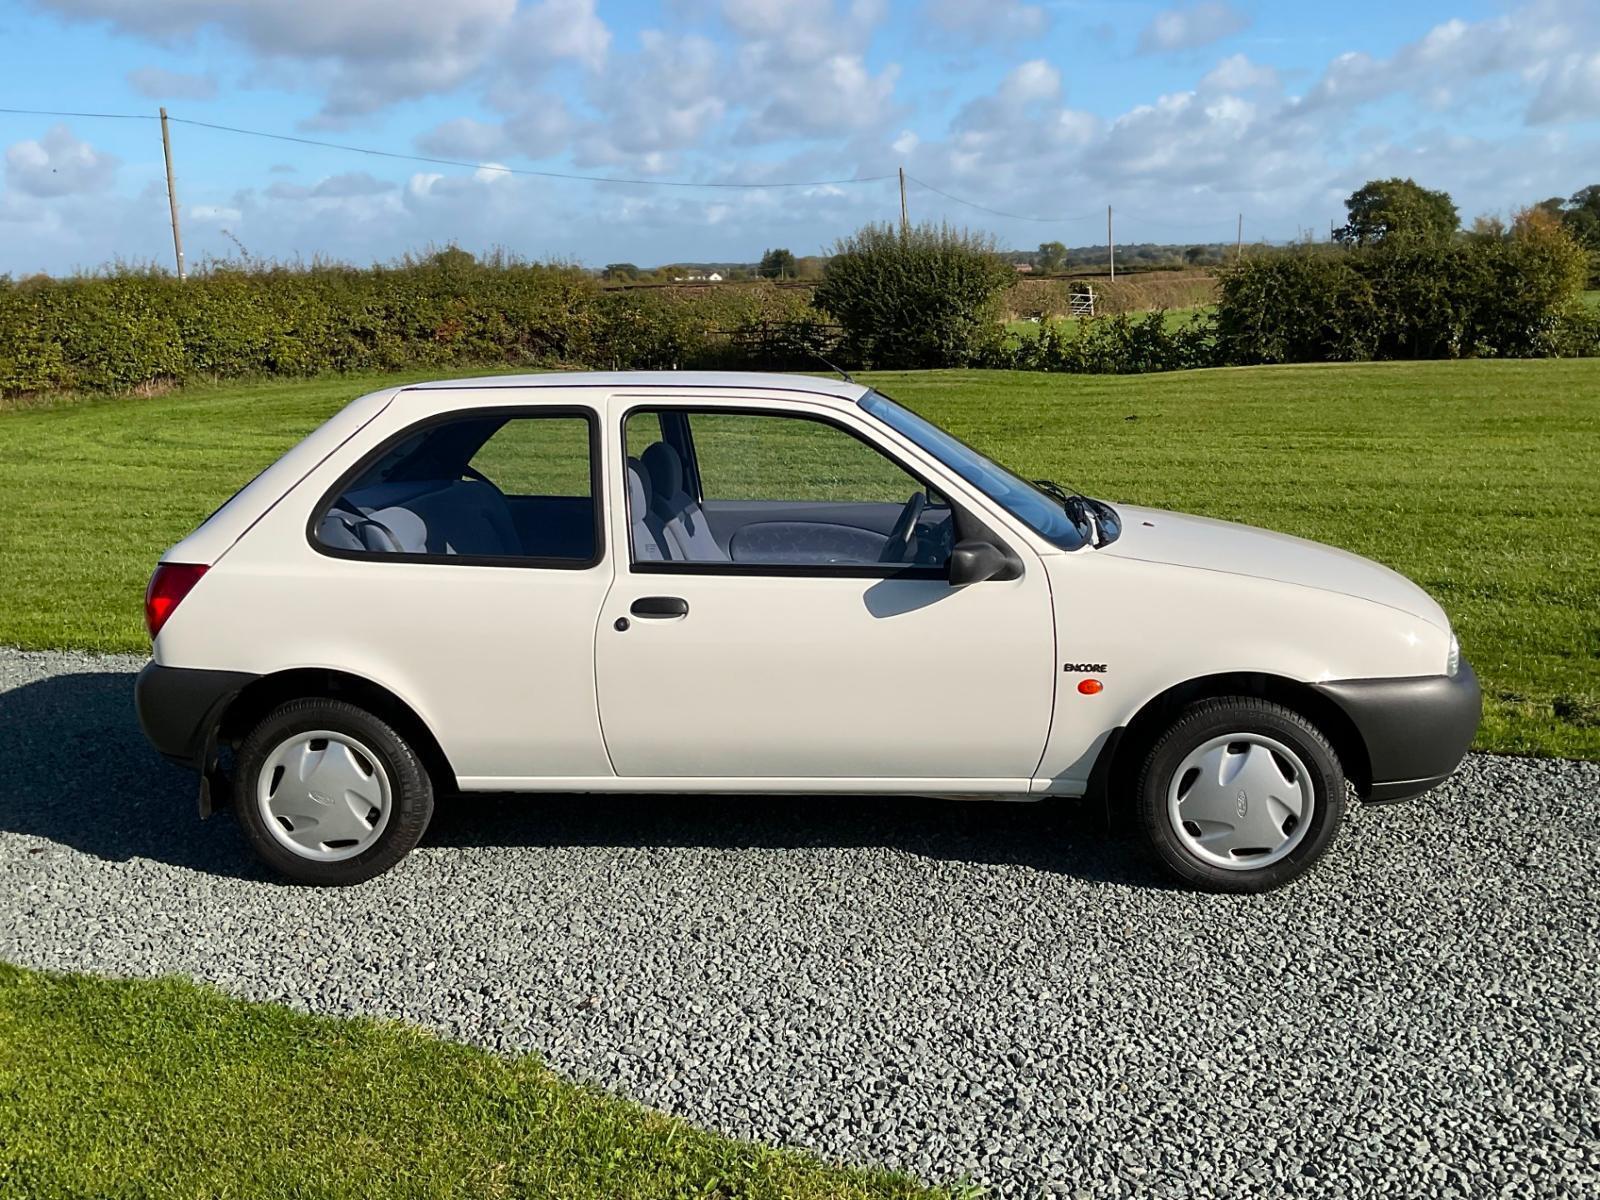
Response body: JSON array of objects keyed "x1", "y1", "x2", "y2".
[
  {"x1": 625, "y1": 457, "x2": 649, "y2": 517},
  {"x1": 640, "y1": 441, "x2": 683, "y2": 501}
]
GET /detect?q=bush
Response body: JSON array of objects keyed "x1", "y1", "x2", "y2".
[
  {"x1": 1215, "y1": 213, "x2": 1589, "y2": 365},
  {"x1": 1214, "y1": 250, "x2": 1380, "y2": 364},
  {"x1": 813, "y1": 223, "x2": 1014, "y2": 368},
  {"x1": 995, "y1": 311, "x2": 1217, "y2": 374}
]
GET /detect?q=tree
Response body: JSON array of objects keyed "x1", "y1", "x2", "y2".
[
  {"x1": 1036, "y1": 241, "x2": 1067, "y2": 274},
  {"x1": 1333, "y1": 178, "x2": 1459, "y2": 247},
  {"x1": 758, "y1": 247, "x2": 797, "y2": 279},
  {"x1": 1184, "y1": 245, "x2": 1207, "y2": 265},
  {"x1": 602, "y1": 263, "x2": 640, "y2": 281},
  {"x1": 814, "y1": 222, "x2": 1014, "y2": 368}
]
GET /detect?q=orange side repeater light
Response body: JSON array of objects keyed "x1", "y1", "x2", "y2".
[{"x1": 1077, "y1": 679, "x2": 1104, "y2": 695}]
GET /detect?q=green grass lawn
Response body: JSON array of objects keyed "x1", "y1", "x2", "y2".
[
  {"x1": 0, "y1": 360, "x2": 1596, "y2": 756},
  {"x1": 0, "y1": 962, "x2": 947, "y2": 1200}
]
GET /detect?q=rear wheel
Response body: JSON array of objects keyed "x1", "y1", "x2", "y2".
[
  {"x1": 234, "y1": 698, "x2": 434, "y2": 885},
  {"x1": 1134, "y1": 697, "x2": 1346, "y2": 893}
]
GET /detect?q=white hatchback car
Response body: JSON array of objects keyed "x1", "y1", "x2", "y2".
[{"x1": 137, "y1": 372, "x2": 1479, "y2": 891}]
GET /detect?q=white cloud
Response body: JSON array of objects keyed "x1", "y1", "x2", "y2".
[
  {"x1": 5, "y1": 125, "x2": 118, "y2": 197},
  {"x1": 126, "y1": 66, "x2": 218, "y2": 100},
  {"x1": 40, "y1": 0, "x2": 526, "y2": 118},
  {"x1": 1296, "y1": 1, "x2": 1597, "y2": 125},
  {"x1": 415, "y1": 117, "x2": 510, "y2": 162},
  {"x1": 722, "y1": 0, "x2": 899, "y2": 142},
  {"x1": 1137, "y1": 2, "x2": 1249, "y2": 55},
  {"x1": 924, "y1": 0, "x2": 1047, "y2": 43},
  {"x1": 505, "y1": 0, "x2": 610, "y2": 72},
  {"x1": 1528, "y1": 50, "x2": 1600, "y2": 123},
  {"x1": 578, "y1": 32, "x2": 728, "y2": 165},
  {"x1": 1200, "y1": 54, "x2": 1279, "y2": 95}
]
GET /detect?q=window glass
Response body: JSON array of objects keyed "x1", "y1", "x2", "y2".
[
  {"x1": 314, "y1": 412, "x2": 597, "y2": 563},
  {"x1": 691, "y1": 412, "x2": 916, "y2": 503},
  {"x1": 624, "y1": 408, "x2": 950, "y2": 571}
]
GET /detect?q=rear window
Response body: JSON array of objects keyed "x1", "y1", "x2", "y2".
[{"x1": 312, "y1": 410, "x2": 600, "y2": 565}]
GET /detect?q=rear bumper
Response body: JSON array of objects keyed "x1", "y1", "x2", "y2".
[
  {"x1": 1314, "y1": 660, "x2": 1481, "y2": 801},
  {"x1": 135, "y1": 662, "x2": 258, "y2": 770}
]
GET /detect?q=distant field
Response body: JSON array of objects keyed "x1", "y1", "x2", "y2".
[
  {"x1": 1005, "y1": 304, "x2": 1212, "y2": 340},
  {"x1": 0, "y1": 360, "x2": 1595, "y2": 758},
  {"x1": 1584, "y1": 289, "x2": 1600, "y2": 308}
]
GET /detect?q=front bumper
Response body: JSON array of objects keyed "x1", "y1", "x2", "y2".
[
  {"x1": 135, "y1": 661, "x2": 258, "y2": 770},
  {"x1": 1314, "y1": 660, "x2": 1482, "y2": 801}
]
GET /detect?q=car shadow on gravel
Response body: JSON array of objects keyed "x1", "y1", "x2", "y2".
[{"x1": 0, "y1": 669, "x2": 1164, "y2": 887}]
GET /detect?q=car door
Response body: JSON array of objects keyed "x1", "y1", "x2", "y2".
[{"x1": 593, "y1": 395, "x2": 1057, "y2": 787}]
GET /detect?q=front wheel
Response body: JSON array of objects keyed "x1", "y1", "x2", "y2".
[
  {"x1": 1134, "y1": 698, "x2": 1346, "y2": 893},
  {"x1": 233, "y1": 698, "x2": 434, "y2": 885}
]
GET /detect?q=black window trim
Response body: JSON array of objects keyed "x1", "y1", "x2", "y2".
[
  {"x1": 620, "y1": 401, "x2": 998, "y2": 581},
  {"x1": 307, "y1": 404, "x2": 606, "y2": 571}
]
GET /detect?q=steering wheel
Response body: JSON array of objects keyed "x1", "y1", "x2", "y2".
[{"x1": 879, "y1": 491, "x2": 927, "y2": 563}]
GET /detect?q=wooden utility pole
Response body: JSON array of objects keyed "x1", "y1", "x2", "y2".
[
  {"x1": 1107, "y1": 205, "x2": 1115, "y2": 281},
  {"x1": 898, "y1": 167, "x2": 909, "y2": 236},
  {"x1": 159, "y1": 107, "x2": 185, "y2": 281},
  {"x1": 1236, "y1": 212, "x2": 1243, "y2": 261}
]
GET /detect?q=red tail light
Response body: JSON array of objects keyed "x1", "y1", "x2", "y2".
[{"x1": 145, "y1": 563, "x2": 208, "y2": 639}]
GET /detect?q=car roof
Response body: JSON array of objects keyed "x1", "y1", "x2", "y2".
[{"x1": 401, "y1": 370, "x2": 871, "y2": 408}]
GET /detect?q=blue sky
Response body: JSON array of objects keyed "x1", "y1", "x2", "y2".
[{"x1": 2, "y1": 0, "x2": 1598, "y2": 275}]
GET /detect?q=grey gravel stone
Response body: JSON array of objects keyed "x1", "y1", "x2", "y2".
[{"x1": 1, "y1": 647, "x2": 1597, "y2": 1199}]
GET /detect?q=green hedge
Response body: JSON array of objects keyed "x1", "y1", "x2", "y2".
[{"x1": 0, "y1": 257, "x2": 822, "y2": 397}]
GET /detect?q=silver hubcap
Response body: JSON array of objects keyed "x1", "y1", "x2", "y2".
[
  {"x1": 1168, "y1": 733, "x2": 1314, "y2": 870},
  {"x1": 257, "y1": 730, "x2": 392, "y2": 862}
]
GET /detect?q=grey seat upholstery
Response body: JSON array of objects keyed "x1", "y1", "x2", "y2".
[
  {"x1": 640, "y1": 442, "x2": 728, "y2": 561},
  {"x1": 321, "y1": 479, "x2": 521, "y2": 556},
  {"x1": 626, "y1": 458, "x2": 671, "y2": 562}
]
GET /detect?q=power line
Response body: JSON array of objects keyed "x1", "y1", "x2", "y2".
[
  {"x1": 169, "y1": 117, "x2": 896, "y2": 189},
  {"x1": 0, "y1": 105, "x2": 155, "y2": 121},
  {"x1": 1, "y1": 104, "x2": 893, "y2": 190},
  {"x1": 908, "y1": 176, "x2": 1107, "y2": 227}
]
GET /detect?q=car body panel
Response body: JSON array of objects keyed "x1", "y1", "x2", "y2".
[
  {"x1": 145, "y1": 371, "x2": 1473, "y2": 807},
  {"x1": 1033, "y1": 551, "x2": 1453, "y2": 793},
  {"x1": 1102, "y1": 505, "x2": 1450, "y2": 630},
  {"x1": 165, "y1": 386, "x2": 401, "y2": 567}
]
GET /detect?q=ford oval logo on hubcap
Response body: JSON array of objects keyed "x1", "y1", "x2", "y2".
[{"x1": 1236, "y1": 790, "x2": 1248, "y2": 819}]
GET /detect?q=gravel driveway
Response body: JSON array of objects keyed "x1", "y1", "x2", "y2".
[{"x1": 1, "y1": 648, "x2": 1596, "y2": 1198}]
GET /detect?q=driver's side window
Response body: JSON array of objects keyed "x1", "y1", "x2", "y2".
[{"x1": 624, "y1": 408, "x2": 951, "y2": 571}]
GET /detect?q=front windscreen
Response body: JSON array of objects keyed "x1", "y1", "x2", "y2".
[{"x1": 858, "y1": 391, "x2": 1091, "y2": 550}]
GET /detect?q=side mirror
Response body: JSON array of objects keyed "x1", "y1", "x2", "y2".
[{"x1": 948, "y1": 539, "x2": 1019, "y2": 586}]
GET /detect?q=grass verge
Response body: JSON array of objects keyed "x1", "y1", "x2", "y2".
[
  {"x1": 0, "y1": 962, "x2": 947, "y2": 1200},
  {"x1": 0, "y1": 359, "x2": 1595, "y2": 757}
]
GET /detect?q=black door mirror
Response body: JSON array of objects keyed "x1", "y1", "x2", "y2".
[{"x1": 948, "y1": 539, "x2": 1019, "y2": 586}]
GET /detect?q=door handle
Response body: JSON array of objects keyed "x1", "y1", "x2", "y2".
[{"x1": 630, "y1": 596, "x2": 689, "y2": 619}]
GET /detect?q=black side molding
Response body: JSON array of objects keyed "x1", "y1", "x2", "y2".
[{"x1": 1314, "y1": 661, "x2": 1481, "y2": 802}]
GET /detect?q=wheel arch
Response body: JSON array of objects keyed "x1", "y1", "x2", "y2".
[
  {"x1": 217, "y1": 668, "x2": 458, "y2": 794},
  {"x1": 1097, "y1": 672, "x2": 1372, "y2": 804}
]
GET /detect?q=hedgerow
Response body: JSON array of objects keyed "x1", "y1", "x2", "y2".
[{"x1": 0, "y1": 253, "x2": 822, "y2": 397}]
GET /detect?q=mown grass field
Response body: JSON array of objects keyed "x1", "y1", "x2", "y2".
[
  {"x1": 0, "y1": 962, "x2": 945, "y2": 1200},
  {"x1": 0, "y1": 360, "x2": 1596, "y2": 756}
]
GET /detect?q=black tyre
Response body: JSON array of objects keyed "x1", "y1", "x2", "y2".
[
  {"x1": 233, "y1": 698, "x2": 434, "y2": 885},
  {"x1": 1134, "y1": 697, "x2": 1346, "y2": 893}
]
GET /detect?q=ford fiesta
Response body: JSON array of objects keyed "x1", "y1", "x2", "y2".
[{"x1": 136, "y1": 372, "x2": 1480, "y2": 891}]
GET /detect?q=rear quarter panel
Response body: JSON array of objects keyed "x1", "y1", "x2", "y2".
[{"x1": 155, "y1": 387, "x2": 615, "y2": 783}]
